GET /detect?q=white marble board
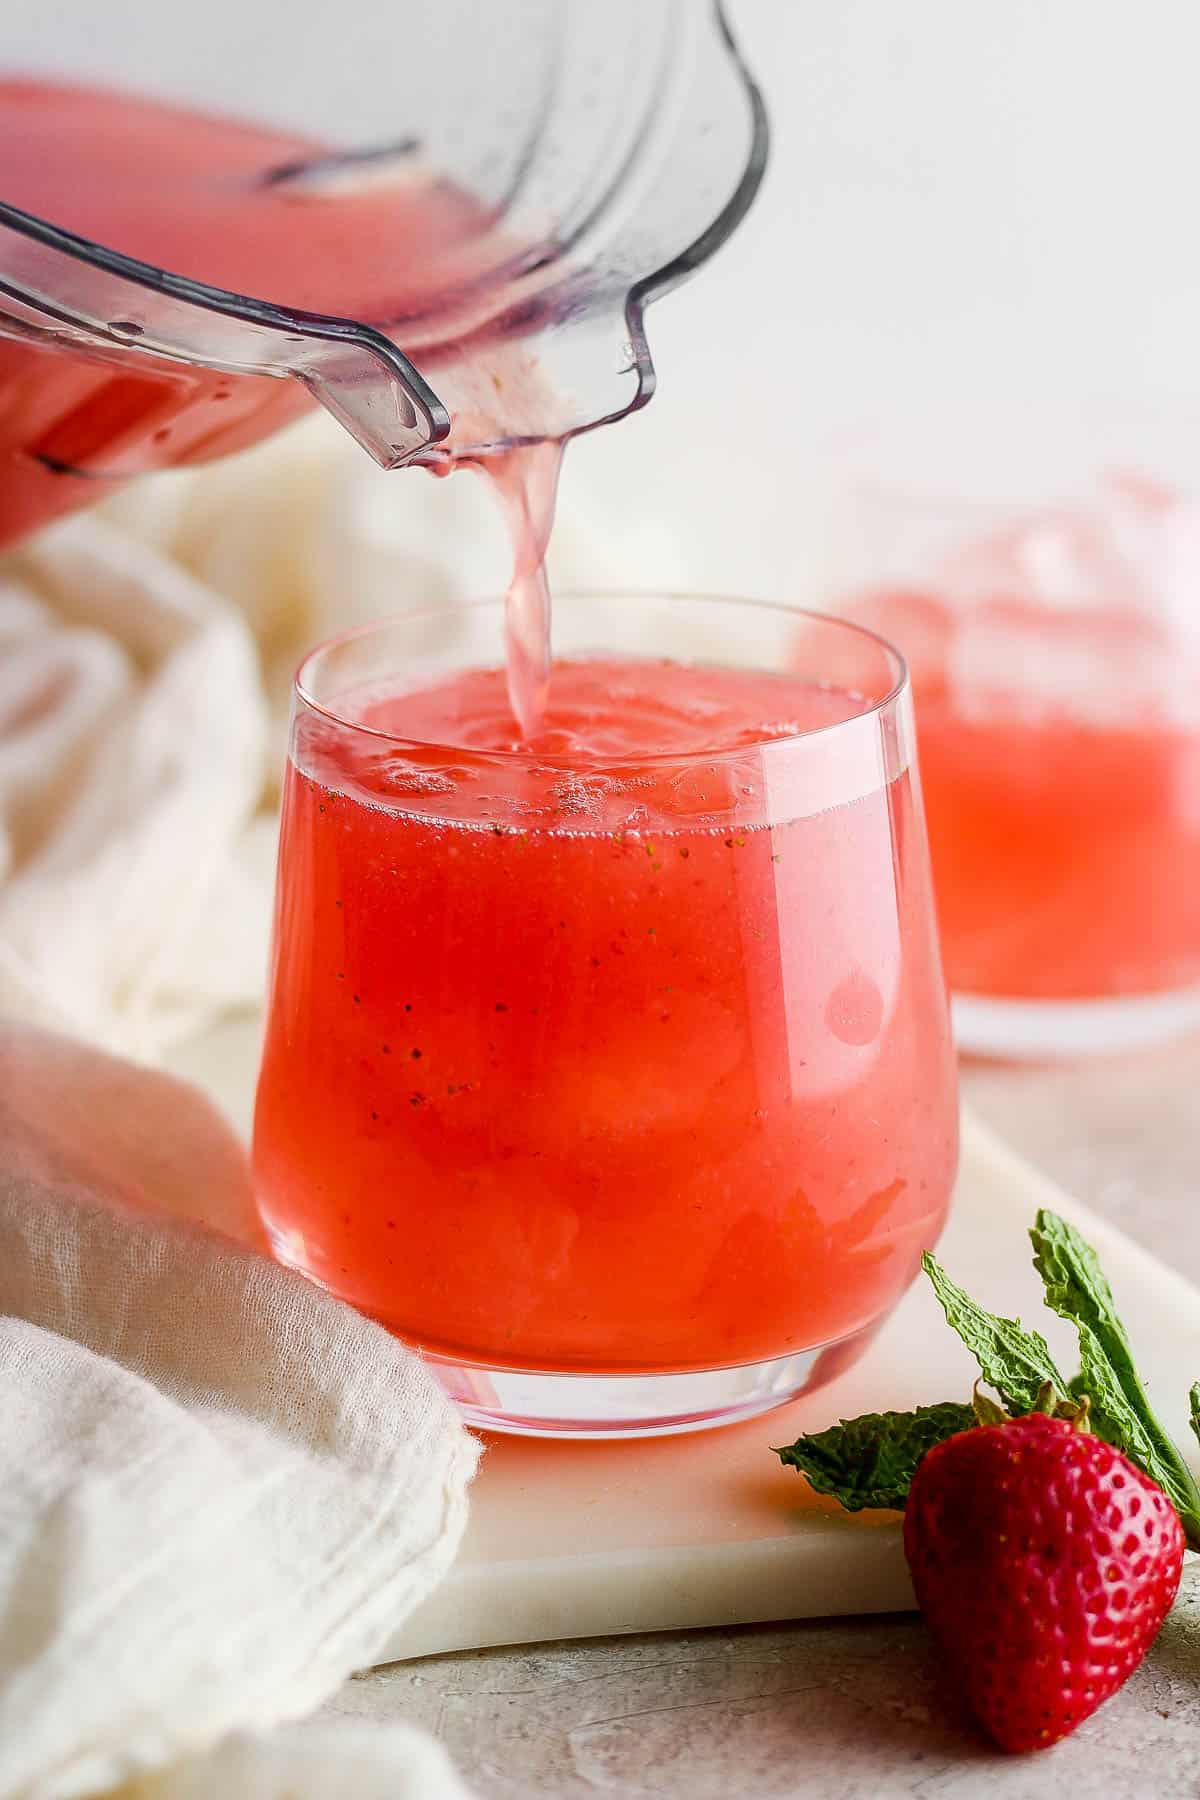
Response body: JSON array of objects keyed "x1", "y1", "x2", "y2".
[{"x1": 165, "y1": 1019, "x2": 1200, "y2": 1662}]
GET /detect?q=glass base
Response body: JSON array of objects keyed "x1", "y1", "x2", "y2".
[
  {"x1": 953, "y1": 984, "x2": 1200, "y2": 1059},
  {"x1": 424, "y1": 1321, "x2": 879, "y2": 1439}
]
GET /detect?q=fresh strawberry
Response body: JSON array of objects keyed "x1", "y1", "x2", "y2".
[
  {"x1": 777, "y1": 1209, "x2": 1200, "y2": 1750},
  {"x1": 903, "y1": 1412, "x2": 1185, "y2": 1753}
]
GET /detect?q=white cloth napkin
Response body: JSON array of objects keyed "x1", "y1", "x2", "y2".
[
  {"x1": 0, "y1": 518, "x2": 271, "y2": 1060},
  {"x1": 0, "y1": 1021, "x2": 480, "y2": 1800}
]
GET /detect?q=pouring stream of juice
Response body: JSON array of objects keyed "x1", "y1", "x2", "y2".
[{"x1": 469, "y1": 441, "x2": 564, "y2": 740}]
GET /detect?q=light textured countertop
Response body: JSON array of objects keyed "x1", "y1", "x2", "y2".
[{"x1": 316, "y1": 1044, "x2": 1200, "y2": 1798}]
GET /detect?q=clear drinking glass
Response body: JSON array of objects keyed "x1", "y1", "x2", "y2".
[
  {"x1": 822, "y1": 405, "x2": 1200, "y2": 1057},
  {"x1": 252, "y1": 594, "x2": 959, "y2": 1437}
]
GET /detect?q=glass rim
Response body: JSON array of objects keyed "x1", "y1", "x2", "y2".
[{"x1": 293, "y1": 590, "x2": 910, "y2": 770}]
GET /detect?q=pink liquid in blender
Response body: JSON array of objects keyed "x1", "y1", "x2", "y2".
[
  {"x1": 0, "y1": 76, "x2": 564, "y2": 737},
  {"x1": 0, "y1": 79, "x2": 529, "y2": 547}
]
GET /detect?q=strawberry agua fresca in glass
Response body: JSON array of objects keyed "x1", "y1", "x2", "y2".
[
  {"x1": 253, "y1": 596, "x2": 958, "y2": 1436},
  {"x1": 841, "y1": 477, "x2": 1200, "y2": 1056}
]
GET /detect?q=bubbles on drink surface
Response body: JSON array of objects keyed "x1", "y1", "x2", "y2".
[{"x1": 294, "y1": 656, "x2": 876, "y2": 831}]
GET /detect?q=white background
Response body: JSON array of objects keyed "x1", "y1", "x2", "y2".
[{"x1": 563, "y1": 0, "x2": 1200, "y2": 598}]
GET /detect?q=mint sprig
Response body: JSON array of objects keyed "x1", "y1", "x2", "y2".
[
  {"x1": 775, "y1": 1208, "x2": 1200, "y2": 1549},
  {"x1": 923, "y1": 1250, "x2": 1067, "y2": 1414},
  {"x1": 775, "y1": 1403, "x2": 976, "y2": 1512},
  {"x1": 1030, "y1": 1211, "x2": 1200, "y2": 1542}
]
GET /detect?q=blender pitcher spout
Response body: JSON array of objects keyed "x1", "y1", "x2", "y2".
[{"x1": 255, "y1": 335, "x2": 450, "y2": 471}]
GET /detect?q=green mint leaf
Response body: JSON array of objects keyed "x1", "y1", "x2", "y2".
[
  {"x1": 922, "y1": 1250, "x2": 1067, "y2": 1414},
  {"x1": 1031, "y1": 1209, "x2": 1200, "y2": 1550},
  {"x1": 1074, "y1": 1319, "x2": 1160, "y2": 1460},
  {"x1": 775, "y1": 1402, "x2": 975, "y2": 1511},
  {"x1": 1190, "y1": 1384, "x2": 1200, "y2": 1454}
]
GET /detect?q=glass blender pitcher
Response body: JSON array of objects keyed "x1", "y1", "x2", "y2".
[{"x1": 0, "y1": 0, "x2": 766, "y2": 549}]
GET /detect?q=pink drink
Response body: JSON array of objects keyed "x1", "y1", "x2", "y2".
[
  {"x1": 0, "y1": 78, "x2": 562, "y2": 735},
  {"x1": 253, "y1": 610, "x2": 959, "y2": 1430},
  {"x1": 916, "y1": 620, "x2": 1200, "y2": 1005},
  {"x1": 0, "y1": 78, "x2": 513, "y2": 546},
  {"x1": 844, "y1": 481, "x2": 1200, "y2": 1032}
]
